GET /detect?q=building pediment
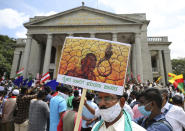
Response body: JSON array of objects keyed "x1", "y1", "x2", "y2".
[{"x1": 24, "y1": 6, "x2": 145, "y2": 28}]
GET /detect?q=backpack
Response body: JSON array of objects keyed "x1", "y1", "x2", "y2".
[
  {"x1": 152, "y1": 118, "x2": 173, "y2": 131},
  {"x1": 137, "y1": 116, "x2": 173, "y2": 131},
  {"x1": 57, "y1": 110, "x2": 81, "y2": 131},
  {"x1": 92, "y1": 110, "x2": 132, "y2": 131}
]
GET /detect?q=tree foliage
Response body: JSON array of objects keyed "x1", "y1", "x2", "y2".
[
  {"x1": 0, "y1": 35, "x2": 16, "y2": 78},
  {"x1": 171, "y1": 58, "x2": 185, "y2": 77}
]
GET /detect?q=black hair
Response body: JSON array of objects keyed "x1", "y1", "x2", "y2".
[
  {"x1": 122, "y1": 92, "x2": 128, "y2": 101},
  {"x1": 37, "y1": 90, "x2": 46, "y2": 99},
  {"x1": 20, "y1": 86, "x2": 28, "y2": 95},
  {"x1": 74, "y1": 90, "x2": 79, "y2": 97},
  {"x1": 44, "y1": 86, "x2": 51, "y2": 95},
  {"x1": 159, "y1": 88, "x2": 169, "y2": 101},
  {"x1": 86, "y1": 91, "x2": 94, "y2": 100},
  {"x1": 72, "y1": 97, "x2": 80, "y2": 109},
  {"x1": 172, "y1": 95, "x2": 183, "y2": 105},
  {"x1": 143, "y1": 88, "x2": 162, "y2": 109},
  {"x1": 56, "y1": 86, "x2": 60, "y2": 92},
  {"x1": 58, "y1": 84, "x2": 71, "y2": 93}
]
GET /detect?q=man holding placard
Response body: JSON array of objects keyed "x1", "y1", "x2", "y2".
[
  {"x1": 87, "y1": 91, "x2": 146, "y2": 131},
  {"x1": 57, "y1": 37, "x2": 136, "y2": 131}
]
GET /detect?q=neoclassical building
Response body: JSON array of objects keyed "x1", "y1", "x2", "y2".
[{"x1": 11, "y1": 5, "x2": 172, "y2": 84}]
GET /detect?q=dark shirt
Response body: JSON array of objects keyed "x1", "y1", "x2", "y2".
[
  {"x1": 14, "y1": 94, "x2": 36, "y2": 124},
  {"x1": 28, "y1": 99, "x2": 50, "y2": 131},
  {"x1": 134, "y1": 114, "x2": 172, "y2": 131}
]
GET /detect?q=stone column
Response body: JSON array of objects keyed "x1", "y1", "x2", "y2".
[
  {"x1": 158, "y1": 50, "x2": 165, "y2": 84},
  {"x1": 10, "y1": 51, "x2": 20, "y2": 78},
  {"x1": 135, "y1": 33, "x2": 143, "y2": 82},
  {"x1": 132, "y1": 44, "x2": 137, "y2": 78},
  {"x1": 90, "y1": 33, "x2": 95, "y2": 38},
  {"x1": 43, "y1": 34, "x2": 53, "y2": 74},
  {"x1": 163, "y1": 50, "x2": 172, "y2": 82},
  {"x1": 22, "y1": 34, "x2": 32, "y2": 78},
  {"x1": 112, "y1": 33, "x2": 117, "y2": 41}
]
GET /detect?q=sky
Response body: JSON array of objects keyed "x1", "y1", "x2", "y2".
[{"x1": 0, "y1": 0, "x2": 185, "y2": 59}]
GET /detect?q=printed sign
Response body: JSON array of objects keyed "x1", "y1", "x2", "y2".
[{"x1": 57, "y1": 37, "x2": 130, "y2": 95}]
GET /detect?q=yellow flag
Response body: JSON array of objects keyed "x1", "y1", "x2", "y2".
[{"x1": 156, "y1": 76, "x2": 162, "y2": 83}]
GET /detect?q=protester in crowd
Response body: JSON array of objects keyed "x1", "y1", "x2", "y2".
[
  {"x1": 132, "y1": 92, "x2": 144, "y2": 119},
  {"x1": 134, "y1": 88, "x2": 172, "y2": 131},
  {"x1": 52, "y1": 85, "x2": 60, "y2": 97},
  {"x1": 49, "y1": 84, "x2": 70, "y2": 131},
  {"x1": 57, "y1": 96, "x2": 81, "y2": 131},
  {"x1": 14, "y1": 86, "x2": 37, "y2": 131},
  {"x1": 74, "y1": 89, "x2": 80, "y2": 97},
  {"x1": 1, "y1": 89, "x2": 19, "y2": 131},
  {"x1": 44, "y1": 86, "x2": 53, "y2": 103},
  {"x1": 82, "y1": 91, "x2": 99, "y2": 131},
  {"x1": 128, "y1": 90, "x2": 137, "y2": 105},
  {"x1": 28, "y1": 90, "x2": 50, "y2": 131},
  {"x1": 85, "y1": 91, "x2": 146, "y2": 131},
  {"x1": 172, "y1": 95, "x2": 184, "y2": 108},
  {"x1": 122, "y1": 92, "x2": 134, "y2": 119},
  {"x1": 67, "y1": 87, "x2": 74, "y2": 109},
  {"x1": 160, "y1": 88, "x2": 185, "y2": 131},
  {"x1": 0, "y1": 86, "x2": 6, "y2": 120}
]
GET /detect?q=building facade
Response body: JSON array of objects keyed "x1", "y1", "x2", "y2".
[{"x1": 11, "y1": 5, "x2": 172, "y2": 84}]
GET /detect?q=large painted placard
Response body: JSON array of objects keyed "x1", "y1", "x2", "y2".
[{"x1": 57, "y1": 37, "x2": 130, "y2": 95}]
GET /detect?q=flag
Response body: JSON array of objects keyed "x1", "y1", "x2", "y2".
[
  {"x1": 126, "y1": 74, "x2": 130, "y2": 83},
  {"x1": 0, "y1": 72, "x2": 6, "y2": 82},
  {"x1": 0, "y1": 76, "x2": 5, "y2": 82},
  {"x1": 16, "y1": 68, "x2": 24, "y2": 78},
  {"x1": 168, "y1": 74, "x2": 185, "y2": 94},
  {"x1": 27, "y1": 80, "x2": 33, "y2": 87},
  {"x1": 23, "y1": 79, "x2": 28, "y2": 86},
  {"x1": 137, "y1": 74, "x2": 141, "y2": 83},
  {"x1": 156, "y1": 76, "x2": 162, "y2": 83},
  {"x1": 131, "y1": 72, "x2": 133, "y2": 79},
  {"x1": 168, "y1": 73, "x2": 176, "y2": 81},
  {"x1": 45, "y1": 80, "x2": 59, "y2": 91},
  {"x1": 13, "y1": 76, "x2": 23, "y2": 87},
  {"x1": 41, "y1": 72, "x2": 50, "y2": 83}
]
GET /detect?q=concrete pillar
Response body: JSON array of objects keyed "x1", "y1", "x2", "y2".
[
  {"x1": 90, "y1": 33, "x2": 95, "y2": 38},
  {"x1": 132, "y1": 44, "x2": 137, "y2": 78},
  {"x1": 43, "y1": 34, "x2": 53, "y2": 74},
  {"x1": 135, "y1": 33, "x2": 143, "y2": 82},
  {"x1": 163, "y1": 50, "x2": 172, "y2": 83},
  {"x1": 22, "y1": 34, "x2": 32, "y2": 78},
  {"x1": 10, "y1": 51, "x2": 20, "y2": 78},
  {"x1": 112, "y1": 33, "x2": 117, "y2": 41},
  {"x1": 158, "y1": 50, "x2": 165, "y2": 84}
]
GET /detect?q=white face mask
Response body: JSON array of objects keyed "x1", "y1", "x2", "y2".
[{"x1": 99, "y1": 101, "x2": 122, "y2": 122}]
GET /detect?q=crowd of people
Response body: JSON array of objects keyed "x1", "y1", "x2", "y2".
[{"x1": 0, "y1": 78, "x2": 184, "y2": 131}]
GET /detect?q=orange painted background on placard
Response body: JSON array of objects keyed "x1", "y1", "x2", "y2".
[{"x1": 59, "y1": 38, "x2": 130, "y2": 86}]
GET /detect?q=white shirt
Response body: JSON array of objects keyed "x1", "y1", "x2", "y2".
[
  {"x1": 82, "y1": 100, "x2": 99, "y2": 128},
  {"x1": 124, "y1": 103, "x2": 134, "y2": 120},
  {"x1": 92, "y1": 114, "x2": 146, "y2": 131},
  {"x1": 162, "y1": 102, "x2": 185, "y2": 131}
]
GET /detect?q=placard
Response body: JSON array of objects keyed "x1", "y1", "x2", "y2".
[{"x1": 57, "y1": 37, "x2": 130, "y2": 95}]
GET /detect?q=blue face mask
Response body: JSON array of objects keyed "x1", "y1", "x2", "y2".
[{"x1": 138, "y1": 103, "x2": 152, "y2": 117}]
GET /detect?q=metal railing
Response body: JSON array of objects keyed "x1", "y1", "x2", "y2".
[{"x1": 147, "y1": 36, "x2": 168, "y2": 42}]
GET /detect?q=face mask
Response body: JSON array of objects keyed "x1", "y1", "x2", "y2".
[
  {"x1": 138, "y1": 102, "x2": 152, "y2": 117},
  {"x1": 99, "y1": 101, "x2": 122, "y2": 122}
]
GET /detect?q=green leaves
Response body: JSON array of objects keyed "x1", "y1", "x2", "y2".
[
  {"x1": 0, "y1": 34, "x2": 16, "y2": 77},
  {"x1": 171, "y1": 58, "x2": 185, "y2": 78}
]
